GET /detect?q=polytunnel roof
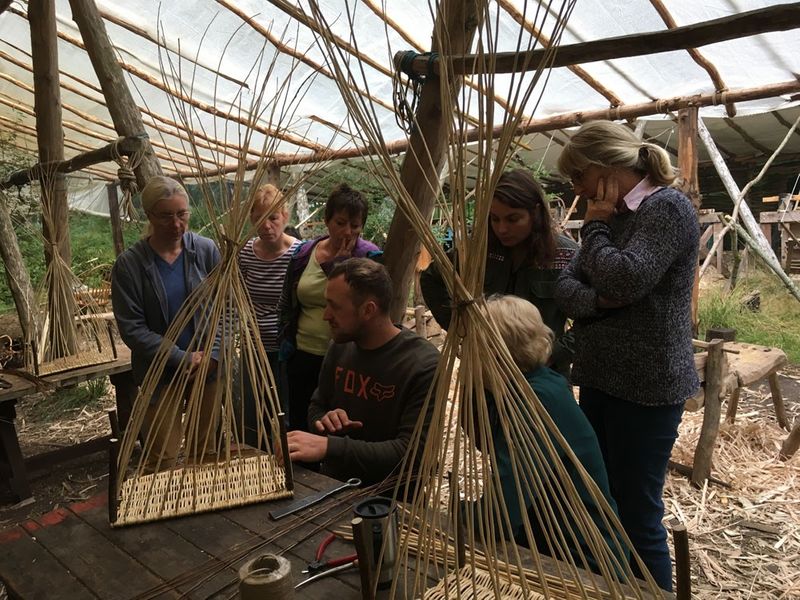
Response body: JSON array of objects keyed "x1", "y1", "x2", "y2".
[{"x1": 0, "y1": 0, "x2": 799, "y2": 188}]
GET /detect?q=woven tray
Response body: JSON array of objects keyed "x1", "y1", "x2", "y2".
[
  {"x1": 113, "y1": 454, "x2": 292, "y2": 526},
  {"x1": 424, "y1": 566, "x2": 544, "y2": 600}
]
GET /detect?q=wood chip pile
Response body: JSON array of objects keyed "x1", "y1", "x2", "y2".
[{"x1": 666, "y1": 377, "x2": 800, "y2": 599}]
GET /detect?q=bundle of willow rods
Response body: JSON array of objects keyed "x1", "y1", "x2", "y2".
[
  {"x1": 307, "y1": 1, "x2": 664, "y2": 597},
  {"x1": 113, "y1": 22, "x2": 332, "y2": 525},
  {"x1": 27, "y1": 162, "x2": 114, "y2": 376}
]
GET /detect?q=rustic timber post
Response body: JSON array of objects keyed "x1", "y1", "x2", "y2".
[
  {"x1": 692, "y1": 338, "x2": 724, "y2": 487},
  {"x1": 697, "y1": 118, "x2": 777, "y2": 265},
  {"x1": 107, "y1": 183, "x2": 125, "y2": 257},
  {"x1": 382, "y1": 0, "x2": 481, "y2": 321},
  {"x1": 677, "y1": 107, "x2": 702, "y2": 333},
  {"x1": 0, "y1": 199, "x2": 37, "y2": 341},
  {"x1": 265, "y1": 163, "x2": 281, "y2": 187},
  {"x1": 29, "y1": 0, "x2": 70, "y2": 266},
  {"x1": 69, "y1": 0, "x2": 162, "y2": 189}
]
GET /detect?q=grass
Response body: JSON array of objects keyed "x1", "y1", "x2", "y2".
[
  {"x1": 698, "y1": 270, "x2": 800, "y2": 363},
  {"x1": 27, "y1": 377, "x2": 109, "y2": 423}
]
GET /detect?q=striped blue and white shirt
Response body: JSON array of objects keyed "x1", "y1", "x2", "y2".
[{"x1": 239, "y1": 238, "x2": 301, "y2": 352}]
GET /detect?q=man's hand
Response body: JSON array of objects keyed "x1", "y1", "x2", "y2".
[
  {"x1": 315, "y1": 409, "x2": 363, "y2": 434},
  {"x1": 280, "y1": 430, "x2": 328, "y2": 463},
  {"x1": 584, "y1": 176, "x2": 618, "y2": 224}
]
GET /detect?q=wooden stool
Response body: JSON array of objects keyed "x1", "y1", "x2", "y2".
[
  {"x1": 723, "y1": 342, "x2": 789, "y2": 430},
  {"x1": 688, "y1": 340, "x2": 789, "y2": 485}
]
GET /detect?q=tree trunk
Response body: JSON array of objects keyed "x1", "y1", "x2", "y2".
[
  {"x1": 383, "y1": 0, "x2": 481, "y2": 320},
  {"x1": 68, "y1": 0, "x2": 162, "y2": 190},
  {"x1": 0, "y1": 200, "x2": 37, "y2": 341},
  {"x1": 29, "y1": 0, "x2": 70, "y2": 267}
]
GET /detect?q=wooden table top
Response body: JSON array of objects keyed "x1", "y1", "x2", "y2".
[{"x1": 0, "y1": 467, "x2": 368, "y2": 600}]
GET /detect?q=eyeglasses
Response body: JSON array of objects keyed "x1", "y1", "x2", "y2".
[{"x1": 150, "y1": 210, "x2": 191, "y2": 223}]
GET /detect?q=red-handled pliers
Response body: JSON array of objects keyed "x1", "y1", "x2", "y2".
[{"x1": 302, "y1": 532, "x2": 358, "y2": 574}]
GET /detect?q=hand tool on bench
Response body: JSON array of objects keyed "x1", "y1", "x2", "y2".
[
  {"x1": 269, "y1": 477, "x2": 360, "y2": 520},
  {"x1": 302, "y1": 532, "x2": 358, "y2": 574}
]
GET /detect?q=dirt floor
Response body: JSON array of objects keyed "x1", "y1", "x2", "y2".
[{"x1": 0, "y1": 364, "x2": 798, "y2": 597}]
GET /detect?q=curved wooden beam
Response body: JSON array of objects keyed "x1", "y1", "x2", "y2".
[
  {"x1": 497, "y1": 0, "x2": 623, "y2": 107},
  {"x1": 649, "y1": 0, "x2": 736, "y2": 118}
]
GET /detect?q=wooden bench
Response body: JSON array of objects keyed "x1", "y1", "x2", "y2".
[
  {"x1": 0, "y1": 345, "x2": 133, "y2": 504},
  {"x1": 687, "y1": 340, "x2": 789, "y2": 485}
]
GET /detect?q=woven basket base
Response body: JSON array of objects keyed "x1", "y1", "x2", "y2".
[
  {"x1": 424, "y1": 566, "x2": 545, "y2": 600},
  {"x1": 36, "y1": 347, "x2": 116, "y2": 376},
  {"x1": 113, "y1": 454, "x2": 292, "y2": 526}
]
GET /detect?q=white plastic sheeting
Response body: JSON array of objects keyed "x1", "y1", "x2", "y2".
[{"x1": 1, "y1": 0, "x2": 799, "y2": 203}]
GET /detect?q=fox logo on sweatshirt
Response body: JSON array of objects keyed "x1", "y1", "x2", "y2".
[{"x1": 334, "y1": 367, "x2": 396, "y2": 402}]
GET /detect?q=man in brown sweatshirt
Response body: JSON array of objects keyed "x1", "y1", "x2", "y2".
[{"x1": 284, "y1": 258, "x2": 439, "y2": 485}]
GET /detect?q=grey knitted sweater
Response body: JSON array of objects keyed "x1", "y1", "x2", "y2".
[{"x1": 555, "y1": 187, "x2": 700, "y2": 406}]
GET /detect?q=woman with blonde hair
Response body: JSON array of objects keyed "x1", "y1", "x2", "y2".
[
  {"x1": 238, "y1": 184, "x2": 300, "y2": 444},
  {"x1": 478, "y1": 294, "x2": 624, "y2": 574},
  {"x1": 554, "y1": 120, "x2": 699, "y2": 590},
  {"x1": 111, "y1": 176, "x2": 221, "y2": 471}
]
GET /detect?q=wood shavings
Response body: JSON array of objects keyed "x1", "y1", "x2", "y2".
[{"x1": 666, "y1": 382, "x2": 800, "y2": 599}]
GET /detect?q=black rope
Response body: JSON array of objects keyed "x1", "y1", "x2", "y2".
[{"x1": 393, "y1": 51, "x2": 439, "y2": 135}]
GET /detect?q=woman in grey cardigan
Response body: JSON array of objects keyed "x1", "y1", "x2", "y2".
[
  {"x1": 554, "y1": 120, "x2": 699, "y2": 592},
  {"x1": 111, "y1": 176, "x2": 221, "y2": 471}
]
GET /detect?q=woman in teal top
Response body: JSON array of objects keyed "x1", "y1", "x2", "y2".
[{"x1": 478, "y1": 294, "x2": 627, "y2": 574}]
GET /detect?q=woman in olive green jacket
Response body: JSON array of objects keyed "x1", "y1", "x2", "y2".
[{"x1": 421, "y1": 169, "x2": 577, "y2": 376}]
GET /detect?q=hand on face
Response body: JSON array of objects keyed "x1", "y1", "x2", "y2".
[
  {"x1": 584, "y1": 176, "x2": 619, "y2": 224},
  {"x1": 314, "y1": 408, "x2": 363, "y2": 434},
  {"x1": 279, "y1": 430, "x2": 328, "y2": 464}
]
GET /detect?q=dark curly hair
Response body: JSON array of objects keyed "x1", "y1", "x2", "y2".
[{"x1": 325, "y1": 183, "x2": 369, "y2": 225}]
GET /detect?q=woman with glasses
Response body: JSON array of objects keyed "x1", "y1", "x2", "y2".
[
  {"x1": 554, "y1": 120, "x2": 699, "y2": 591},
  {"x1": 421, "y1": 169, "x2": 578, "y2": 377},
  {"x1": 278, "y1": 183, "x2": 381, "y2": 433},
  {"x1": 111, "y1": 176, "x2": 221, "y2": 471}
]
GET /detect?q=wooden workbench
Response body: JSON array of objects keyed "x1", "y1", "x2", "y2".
[
  {"x1": 0, "y1": 463, "x2": 672, "y2": 599},
  {"x1": 0, "y1": 467, "x2": 377, "y2": 599},
  {"x1": 0, "y1": 345, "x2": 133, "y2": 503}
]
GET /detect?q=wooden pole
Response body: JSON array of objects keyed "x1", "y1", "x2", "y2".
[
  {"x1": 677, "y1": 107, "x2": 702, "y2": 334},
  {"x1": 176, "y1": 79, "x2": 800, "y2": 179},
  {"x1": 0, "y1": 199, "x2": 38, "y2": 342},
  {"x1": 67, "y1": 0, "x2": 163, "y2": 191},
  {"x1": 397, "y1": 4, "x2": 800, "y2": 77},
  {"x1": 0, "y1": 136, "x2": 147, "y2": 190},
  {"x1": 265, "y1": 163, "x2": 281, "y2": 187},
  {"x1": 722, "y1": 215, "x2": 800, "y2": 302},
  {"x1": 107, "y1": 183, "x2": 125, "y2": 257},
  {"x1": 382, "y1": 0, "x2": 481, "y2": 321},
  {"x1": 779, "y1": 420, "x2": 800, "y2": 461},
  {"x1": 697, "y1": 118, "x2": 778, "y2": 264},
  {"x1": 670, "y1": 520, "x2": 692, "y2": 600},
  {"x1": 692, "y1": 338, "x2": 724, "y2": 487},
  {"x1": 29, "y1": 0, "x2": 70, "y2": 266}
]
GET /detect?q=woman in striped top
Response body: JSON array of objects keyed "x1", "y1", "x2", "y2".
[{"x1": 239, "y1": 184, "x2": 300, "y2": 446}]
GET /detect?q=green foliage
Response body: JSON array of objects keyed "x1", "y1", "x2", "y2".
[
  {"x1": 698, "y1": 271, "x2": 800, "y2": 363},
  {"x1": 28, "y1": 377, "x2": 109, "y2": 422},
  {"x1": 0, "y1": 211, "x2": 145, "y2": 312}
]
